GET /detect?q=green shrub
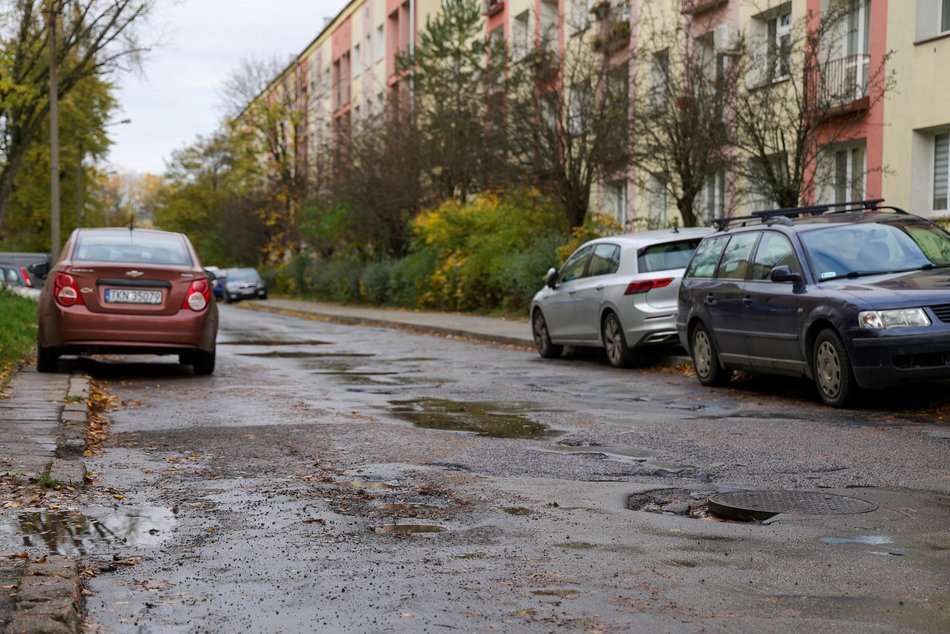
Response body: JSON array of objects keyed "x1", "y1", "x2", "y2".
[
  {"x1": 361, "y1": 260, "x2": 394, "y2": 304},
  {"x1": 388, "y1": 251, "x2": 436, "y2": 307}
]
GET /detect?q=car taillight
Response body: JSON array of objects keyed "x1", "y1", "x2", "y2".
[
  {"x1": 624, "y1": 277, "x2": 674, "y2": 295},
  {"x1": 182, "y1": 279, "x2": 210, "y2": 311},
  {"x1": 53, "y1": 273, "x2": 83, "y2": 306},
  {"x1": 19, "y1": 267, "x2": 32, "y2": 287}
]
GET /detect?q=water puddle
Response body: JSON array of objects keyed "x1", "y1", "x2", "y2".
[
  {"x1": 220, "y1": 339, "x2": 331, "y2": 346},
  {"x1": 543, "y1": 444, "x2": 693, "y2": 473},
  {"x1": 821, "y1": 535, "x2": 893, "y2": 546},
  {"x1": 1, "y1": 507, "x2": 175, "y2": 555},
  {"x1": 389, "y1": 398, "x2": 558, "y2": 440},
  {"x1": 336, "y1": 480, "x2": 393, "y2": 490},
  {"x1": 378, "y1": 503, "x2": 440, "y2": 512},
  {"x1": 240, "y1": 351, "x2": 374, "y2": 359},
  {"x1": 376, "y1": 523, "x2": 446, "y2": 535}
]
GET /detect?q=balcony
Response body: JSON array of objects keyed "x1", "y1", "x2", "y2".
[
  {"x1": 483, "y1": 0, "x2": 504, "y2": 16},
  {"x1": 818, "y1": 54, "x2": 871, "y2": 114},
  {"x1": 681, "y1": 0, "x2": 728, "y2": 15},
  {"x1": 592, "y1": 20, "x2": 631, "y2": 53}
]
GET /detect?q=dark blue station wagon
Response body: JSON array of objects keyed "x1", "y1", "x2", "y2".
[{"x1": 676, "y1": 200, "x2": 950, "y2": 407}]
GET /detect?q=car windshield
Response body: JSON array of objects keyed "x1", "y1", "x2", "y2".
[
  {"x1": 74, "y1": 231, "x2": 192, "y2": 266},
  {"x1": 227, "y1": 268, "x2": 258, "y2": 282},
  {"x1": 801, "y1": 222, "x2": 950, "y2": 281}
]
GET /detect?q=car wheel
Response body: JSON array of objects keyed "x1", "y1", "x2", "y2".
[
  {"x1": 192, "y1": 350, "x2": 216, "y2": 376},
  {"x1": 690, "y1": 322, "x2": 731, "y2": 386},
  {"x1": 224, "y1": 291, "x2": 233, "y2": 304},
  {"x1": 813, "y1": 329, "x2": 857, "y2": 408},
  {"x1": 602, "y1": 312, "x2": 634, "y2": 368},
  {"x1": 36, "y1": 343, "x2": 60, "y2": 373},
  {"x1": 532, "y1": 310, "x2": 563, "y2": 359},
  {"x1": 260, "y1": 291, "x2": 267, "y2": 300}
]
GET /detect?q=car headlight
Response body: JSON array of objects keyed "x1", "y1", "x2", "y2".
[{"x1": 858, "y1": 308, "x2": 931, "y2": 329}]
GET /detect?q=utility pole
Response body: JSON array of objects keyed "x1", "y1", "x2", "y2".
[{"x1": 48, "y1": 0, "x2": 61, "y2": 261}]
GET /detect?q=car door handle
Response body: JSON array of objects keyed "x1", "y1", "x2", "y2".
[
  {"x1": 595, "y1": 285, "x2": 605, "y2": 291},
  {"x1": 568, "y1": 290, "x2": 576, "y2": 296},
  {"x1": 704, "y1": 294, "x2": 718, "y2": 306},
  {"x1": 742, "y1": 295, "x2": 753, "y2": 306}
]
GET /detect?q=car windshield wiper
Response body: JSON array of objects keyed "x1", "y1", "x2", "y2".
[{"x1": 918, "y1": 263, "x2": 950, "y2": 270}]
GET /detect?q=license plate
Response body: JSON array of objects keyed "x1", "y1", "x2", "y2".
[{"x1": 104, "y1": 288, "x2": 163, "y2": 304}]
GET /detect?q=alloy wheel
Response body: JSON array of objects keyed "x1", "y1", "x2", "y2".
[{"x1": 816, "y1": 340, "x2": 841, "y2": 398}]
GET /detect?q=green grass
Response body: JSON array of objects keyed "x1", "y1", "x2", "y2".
[{"x1": 0, "y1": 290, "x2": 38, "y2": 380}]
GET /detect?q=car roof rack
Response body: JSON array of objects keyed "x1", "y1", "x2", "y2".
[{"x1": 711, "y1": 198, "x2": 907, "y2": 231}]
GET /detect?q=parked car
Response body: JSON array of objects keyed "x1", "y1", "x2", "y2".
[
  {"x1": 0, "y1": 264, "x2": 40, "y2": 299},
  {"x1": 222, "y1": 267, "x2": 267, "y2": 302},
  {"x1": 31, "y1": 227, "x2": 218, "y2": 374},
  {"x1": 677, "y1": 199, "x2": 950, "y2": 407},
  {"x1": 204, "y1": 266, "x2": 227, "y2": 300},
  {"x1": 531, "y1": 228, "x2": 714, "y2": 367}
]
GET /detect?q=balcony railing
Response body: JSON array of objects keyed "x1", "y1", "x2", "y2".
[
  {"x1": 483, "y1": 0, "x2": 504, "y2": 16},
  {"x1": 818, "y1": 54, "x2": 870, "y2": 110},
  {"x1": 681, "y1": 0, "x2": 728, "y2": 15}
]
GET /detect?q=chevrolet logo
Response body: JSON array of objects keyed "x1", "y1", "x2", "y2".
[{"x1": 125, "y1": 270, "x2": 145, "y2": 278}]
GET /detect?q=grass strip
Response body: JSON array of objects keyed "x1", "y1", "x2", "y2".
[{"x1": 0, "y1": 290, "x2": 38, "y2": 384}]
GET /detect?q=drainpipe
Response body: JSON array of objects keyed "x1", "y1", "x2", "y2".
[{"x1": 409, "y1": 0, "x2": 415, "y2": 108}]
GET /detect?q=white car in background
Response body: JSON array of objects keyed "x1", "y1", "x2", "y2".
[{"x1": 531, "y1": 228, "x2": 714, "y2": 367}]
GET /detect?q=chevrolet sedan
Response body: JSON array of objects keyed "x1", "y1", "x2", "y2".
[
  {"x1": 33, "y1": 228, "x2": 218, "y2": 374},
  {"x1": 531, "y1": 228, "x2": 713, "y2": 367}
]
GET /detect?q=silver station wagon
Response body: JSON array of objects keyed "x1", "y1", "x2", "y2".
[{"x1": 531, "y1": 228, "x2": 713, "y2": 367}]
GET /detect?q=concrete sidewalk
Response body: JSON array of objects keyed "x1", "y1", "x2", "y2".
[
  {"x1": 247, "y1": 298, "x2": 535, "y2": 348},
  {"x1": 1, "y1": 369, "x2": 89, "y2": 633}
]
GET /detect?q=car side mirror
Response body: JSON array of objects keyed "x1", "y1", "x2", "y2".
[
  {"x1": 545, "y1": 267, "x2": 558, "y2": 289},
  {"x1": 28, "y1": 261, "x2": 50, "y2": 280},
  {"x1": 770, "y1": 265, "x2": 802, "y2": 284}
]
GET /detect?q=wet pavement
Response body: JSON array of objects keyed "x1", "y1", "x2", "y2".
[{"x1": 2, "y1": 300, "x2": 949, "y2": 632}]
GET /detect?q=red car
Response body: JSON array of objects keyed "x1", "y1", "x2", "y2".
[{"x1": 33, "y1": 228, "x2": 218, "y2": 374}]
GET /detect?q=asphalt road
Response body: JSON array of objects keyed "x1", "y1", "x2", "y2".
[{"x1": 20, "y1": 303, "x2": 950, "y2": 632}]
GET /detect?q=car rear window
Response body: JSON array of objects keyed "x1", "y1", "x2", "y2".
[
  {"x1": 637, "y1": 238, "x2": 704, "y2": 273},
  {"x1": 74, "y1": 232, "x2": 192, "y2": 266}
]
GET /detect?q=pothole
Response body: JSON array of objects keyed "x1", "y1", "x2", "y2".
[
  {"x1": 378, "y1": 503, "x2": 441, "y2": 513},
  {"x1": 389, "y1": 398, "x2": 559, "y2": 440},
  {"x1": 1, "y1": 507, "x2": 176, "y2": 555},
  {"x1": 336, "y1": 480, "x2": 394, "y2": 490},
  {"x1": 626, "y1": 488, "x2": 717, "y2": 520},
  {"x1": 542, "y1": 444, "x2": 693, "y2": 473}
]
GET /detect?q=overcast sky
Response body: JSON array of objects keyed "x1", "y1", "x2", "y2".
[{"x1": 107, "y1": 0, "x2": 350, "y2": 175}]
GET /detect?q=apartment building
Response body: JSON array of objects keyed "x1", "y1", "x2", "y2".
[{"x1": 254, "y1": 0, "x2": 948, "y2": 226}]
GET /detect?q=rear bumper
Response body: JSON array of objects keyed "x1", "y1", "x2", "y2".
[{"x1": 40, "y1": 304, "x2": 217, "y2": 354}]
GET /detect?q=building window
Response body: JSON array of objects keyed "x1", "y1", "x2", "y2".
[
  {"x1": 604, "y1": 181, "x2": 627, "y2": 226},
  {"x1": 541, "y1": 0, "x2": 559, "y2": 53},
  {"x1": 702, "y1": 169, "x2": 725, "y2": 224},
  {"x1": 651, "y1": 48, "x2": 669, "y2": 112},
  {"x1": 354, "y1": 44, "x2": 361, "y2": 78},
  {"x1": 513, "y1": 10, "x2": 530, "y2": 61},
  {"x1": 942, "y1": 0, "x2": 950, "y2": 32},
  {"x1": 649, "y1": 175, "x2": 668, "y2": 227},
  {"x1": 935, "y1": 133, "x2": 949, "y2": 211},
  {"x1": 833, "y1": 143, "x2": 866, "y2": 203},
  {"x1": 768, "y1": 8, "x2": 792, "y2": 79},
  {"x1": 376, "y1": 25, "x2": 385, "y2": 61},
  {"x1": 571, "y1": 0, "x2": 590, "y2": 34}
]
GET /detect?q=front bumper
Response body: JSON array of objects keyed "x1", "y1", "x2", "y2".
[{"x1": 848, "y1": 330, "x2": 950, "y2": 389}]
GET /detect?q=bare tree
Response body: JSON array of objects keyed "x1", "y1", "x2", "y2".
[
  {"x1": 507, "y1": 5, "x2": 631, "y2": 228},
  {"x1": 731, "y1": 2, "x2": 893, "y2": 209},
  {"x1": 0, "y1": 0, "x2": 156, "y2": 235},
  {"x1": 628, "y1": 9, "x2": 737, "y2": 228}
]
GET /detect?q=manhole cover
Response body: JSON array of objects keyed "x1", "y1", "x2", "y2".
[{"x1": 708, "y1": 491, "x2": 879, "y2": 521}]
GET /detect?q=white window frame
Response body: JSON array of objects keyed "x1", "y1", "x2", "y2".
[
  {"x1": 513, "y1": 10, "x2": 531, "y2": 61},
  {"x1": 376, "y1": 25, "x2": 385, "y2": 61},
  {"x1": 768, "y1": 9, "x2": 792, "y2": 80},
  {"x1": 353, "y1": 44, "x2": 361, "y2": 78},
  {"x1": 702, "y1": 169, "x2": 725, "y2": 224},
  {"x1": 604, "y1": 180, "x2": 628, "y2": 226},
  {"x1": 934, "y1": 132, "x2": 949, "y2": 211},
  {"x1": 833, "y1": 142, "x2": 867, "y2": 204},
  {"x1": 649, "y1": 175, "x2": 668, "y2": 227},
  {"x1": 571, "y1": 0, "x2": 591, "y2": 34}
]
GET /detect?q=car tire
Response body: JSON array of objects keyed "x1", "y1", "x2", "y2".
[
  {"x1": 191, "y1": 350, "x2": 216, "y2": 376},
  {"x1": 36, "y1": 343, "x2": 60, "y2": 373},
  {"x1": 813, "y1": 328, "x2": 857, "y2": 408},
  {"x1": 224, "y1": 291, "x2": 233, "y2": 304},
  {"x1": 602, "y1": 312, "x2": 634, "y2": 368},
  {"x1": 532, "y1": 310, "x2": 563, "y2": 359},
  {"x1": 690, "y1": 322, "x2": 731, "y2": 386},
  {"x1": 260, "y1": 290, "x2": 268, "y2": 300}
]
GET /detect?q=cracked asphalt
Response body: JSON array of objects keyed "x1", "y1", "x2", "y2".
[{"x1": 9, "y1": 303, "x2": 948, "y2": 632}]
